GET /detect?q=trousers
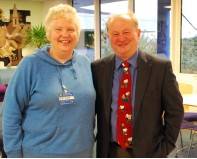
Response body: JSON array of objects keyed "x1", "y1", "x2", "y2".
[{"x1": 108, "y1": 142, "x2": 134, "y2": 158}]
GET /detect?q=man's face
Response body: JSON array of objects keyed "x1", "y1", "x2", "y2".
[{"x1": 108, "y1": 17, "x2": 141, "y2": 60}]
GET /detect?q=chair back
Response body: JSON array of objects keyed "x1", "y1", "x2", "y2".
[{"x1": 178, "y1": 83, "x2": 193, "y2": 95}]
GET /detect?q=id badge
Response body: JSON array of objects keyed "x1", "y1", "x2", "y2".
[{"x1": 59, "y1": 86, "x2": 75, "y2": 105}]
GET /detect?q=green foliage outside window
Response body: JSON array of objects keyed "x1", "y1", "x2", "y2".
[{"x1": 181, "y1": 36, "x2": 197, "y2": 74}]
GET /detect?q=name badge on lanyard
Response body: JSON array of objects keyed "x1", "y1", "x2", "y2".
[{"x1": 59, "y1": 85, "x2": 75, "y2": 105}]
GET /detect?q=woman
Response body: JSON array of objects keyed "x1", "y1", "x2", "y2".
[{"x1": 3, "y1": 4, "x2": 96, "y2": 157}]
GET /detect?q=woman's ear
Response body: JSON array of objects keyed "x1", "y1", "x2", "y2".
[{"x1": 137, "y1": 28, "x2": 141, "y2": 38}]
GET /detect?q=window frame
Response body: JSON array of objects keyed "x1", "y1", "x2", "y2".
[
  {"x1": 70, "y1": 0, "x2": 197, "y2": 92},
  {"x1": 171, "y1": 0, "x2": 197, "y2": 92}
]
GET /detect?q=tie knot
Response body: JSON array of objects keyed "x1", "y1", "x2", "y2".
[{"x1": 121, "y1": 61, "x2": 130, "y2": 68}]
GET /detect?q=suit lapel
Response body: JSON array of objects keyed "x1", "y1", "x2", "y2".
[
  {"x1": 103, "y1": 55, "x2": 115, "y2": 122},
  {"x1": 134, "y1": 52, "x2": 152, "y2": 119},
  {"x1": 101, "y1": 53, "x2": 152, "y2": 124}
]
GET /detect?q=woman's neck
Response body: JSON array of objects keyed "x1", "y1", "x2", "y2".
[{"x1": 49, "y1": 48, "x2": 73, "y2": 64}]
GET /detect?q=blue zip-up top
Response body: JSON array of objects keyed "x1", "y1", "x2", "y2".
[{"x1": 2, "y1": 45, "x2": 96, "y2": 157}]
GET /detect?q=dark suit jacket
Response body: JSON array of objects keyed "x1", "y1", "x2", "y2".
[{"x1": 91, "y1": 51, "x2": 184, "y2": 157}]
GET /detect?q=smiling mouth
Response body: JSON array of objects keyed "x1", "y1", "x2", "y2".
[
  {"x1": 117, "y1": 44, "x2": 127, "y2": 47},
  {"x1": 60, "y1": 40, "x2": 71, "y2": 45}
]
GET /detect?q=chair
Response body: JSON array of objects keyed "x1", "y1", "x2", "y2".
[
  {"x1": 176, "y1": 113, "x2": 197, "y2": 157},
  {"x1": 178, "y1": 83, "x2": 193, "y2": 95},
  {"x1": 184, "y1": 113, "x2": 197, "y2": 157},
  {"x1": 0, "y1": 84, "x2": 7, "y2": 102},
  {"x1": 0, "y1": 137, "x2": 7, "y2": 158},
  {"x1": 175, "y1": 83, "x2": 196, "y2": 157},
  {"x1": 187, "y1": 124, "x2": 197, "y2": 157},
  {"x1": 0, "y1": 84, "x2": 7, "y2": 157}
]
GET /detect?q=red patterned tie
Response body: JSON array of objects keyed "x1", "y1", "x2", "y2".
[{"x1": 117, "y1": 61, "x2": 133, "y2": 149}]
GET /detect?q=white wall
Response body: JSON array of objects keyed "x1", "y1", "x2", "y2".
[
  {"x1": 0, "y1": 0, "x2": 70, "y2": 25},
  {"x1": 0, "y1": 0, "x2": 70, "y2": 68},
  {"x1": 0, "y1": 0, "x2": 44, "y2": 26},
  {"x1": 23, "y1": 0, "x2": 70, "y2": 57},
  {"x1": 42, "y1": 0, "x2": 69, "y2": 22}
]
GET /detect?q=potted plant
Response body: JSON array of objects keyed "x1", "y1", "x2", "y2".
[{"x1": 25, "y1": 24, "x2": 48, "y2": 48}]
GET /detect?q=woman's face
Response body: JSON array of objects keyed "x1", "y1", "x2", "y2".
[{"x1": 48, "y1": 17, "x2": 79, "y2": 54}]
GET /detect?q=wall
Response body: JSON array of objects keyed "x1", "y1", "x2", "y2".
[
  {"x1": 42, "y1": 0, "x2": 69, "y2": 23},
  {"x1": 0, "y1": 0, "x2": 69, "y2": 25},
  {"x1": 0, "y1": 0, "x2": 44, "y2": 68},
  {"x1": 23, "y1": 0, "x2": 69, "y2": 57},
  {"x1": 0, "y1": 0, "x2": 69, "y2": 68},
  {"x1": 0, "y1": 0, "x2": 44, "y2": 26}
]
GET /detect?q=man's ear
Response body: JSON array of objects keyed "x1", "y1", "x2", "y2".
[{"x1": 106, "y1": 31, "x2": 111, "y2": 39}]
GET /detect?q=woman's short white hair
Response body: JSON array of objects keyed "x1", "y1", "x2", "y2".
[{"x1": 44, "y1": 4, "x2": 80, "y2": 38}]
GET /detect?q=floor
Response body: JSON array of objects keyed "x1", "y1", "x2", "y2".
[
  {"x1": 169, "y1": 129, "x2": 197, "y2": 158},
  {"x1": 1, "y1": 103, "x2": 196, "y2": 157},
  {"x1": 92, "y1": 129, "x2": 197, "y2": 158}
]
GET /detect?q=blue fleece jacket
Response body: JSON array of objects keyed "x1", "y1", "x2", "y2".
[{"x1": 2, "y1": 45, "x2": 96, "y2": 157}]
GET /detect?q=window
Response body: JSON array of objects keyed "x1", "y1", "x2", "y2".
[
  {"x1": 72, "y1": 0, "x2": 95, "y2": 61},
  {"x1": 100, "y1": 0, "x2": 128, "y2": 57},
  {"x1": 135, "y1": 0, "x2": 157, "y2": 55},
  {"x1": 72, "y1": 0, "x2": 171, "y2": 60},
  {"x1": 181, "y1": 0, "x2": 197, "y2": 74}
]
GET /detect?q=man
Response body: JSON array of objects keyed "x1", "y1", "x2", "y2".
[{"x1": 91, "y1": 13, "x2": 183, "y2": 157}]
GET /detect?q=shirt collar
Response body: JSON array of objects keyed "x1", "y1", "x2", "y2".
[{"x1": 115, "y1": 51, "x2": 138, "y2": 70}]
